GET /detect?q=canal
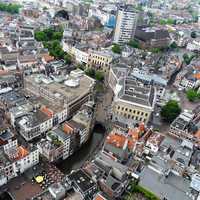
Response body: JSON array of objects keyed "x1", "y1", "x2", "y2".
[{"x1": 56, "y1": 124, "x2": 106, "y2": 174}]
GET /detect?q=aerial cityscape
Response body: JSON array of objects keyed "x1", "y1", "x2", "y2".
[{"x1": 0, "y1": 0, "x2": 199, "y2": 199}]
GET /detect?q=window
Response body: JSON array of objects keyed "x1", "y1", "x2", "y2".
[
  {"x1": 118, "y1": 106, "x2": 120, "y2": 110},
  {"x1": 145, "y1": 113, "x2": 148, "y2": 117},
  {"x1": 137, "y1": 111, "x2": 140, "y2": 115},
  {"x1": 129, "y1": 109, "x2": 132, "y2": 112},
  {"x1": 141, "y1": 112, "x2": 144, "y2": 116},
  {"x1": 125, "y1": 108, "x2": 128, "y2": 111}
]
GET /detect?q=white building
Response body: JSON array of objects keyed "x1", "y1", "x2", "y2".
[
  {"x1": 71, "y1": 46, "x2": 89, "y2": 64},
  {"x1": 187, "y1": 39, "x2": 200, "y2": 52},
  {"x1": 146, "y1": 133, "x2": 165, "y2": 153},
  {"x1": 114, "y1": 5, "x2": 138, "y2": 44},
  {"x1": 0, "y1": 139, "x2": 39, "y2": 186}
]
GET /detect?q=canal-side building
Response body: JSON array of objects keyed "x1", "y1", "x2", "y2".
[
  {"x1": 37, "y1": 102, "x2": 95, "y2": 162},
  {"x1": 103, "y1": 132, "x2": 136, "y2": 163},
  {"x1": 10, "y1": 103, "x2": 53, "y2": 141}
]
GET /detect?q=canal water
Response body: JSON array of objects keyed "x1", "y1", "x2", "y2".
[{"x1": 56, "y1": 124, "x2": 105, "y2": 174}]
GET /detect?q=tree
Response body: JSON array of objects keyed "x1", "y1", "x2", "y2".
[
  {"x1": 0, "y1": 3, "x2": 20, "y2": 14},
  {"x1": 95, "y1": 71, "x2": 104, "y2": 82},
  {"x1": 85, "y1": 68, "x2": 95, "y2": 78},
  {"x1": 183, "y1": 53, "x2": 195, "y2": 65},
  {"x1": 77, "y1": 63, "x2": 85, "y2": 71},
  {"x1": 149, "y1": 47, "x2": 165, "y2": 53},
  {"x1": 112, "y1": 44, "x2": 121, "y2": 54},
  {"x1": 35, "y1": 27, "x2": 63, "y2": 42},
  {"x1": 186, "y1": 89, "x2": 200, "y2": 102},
  {"x1": 186, "y1": 89, "x2": 197, "y2": 101},
  {"x1": 167, "y1": 18, "x2": 176, "y2": 25},
  {"x1": 35, "y1": 31, "x2": 47, "y2": 41},
  {"x1": 43, "y1": 6, "x2": 48, "y2": 11},
  {"x1": 159, "y1": 19, "x2": 166, "y2": 25},
  {"x1": 48, "y1": 40, "x2": 64, "y2": 59},
  {"x1": 43, "y1": 28, "x2": 54, "y2": 40},
  {"x1": 128, "y1": 39, "x2": 140, "y2": 48},
  {"x1": 34, "y1": 27, "x2": 64, "y2": 60},
  {"x1": 161, "y1": 100, "x2": 181, "y2": 123},
  {"x1": 191, "y1": 31, "x2": 197, "y2": 38},
  {"x1": 159, "y1": 18, "x2": 175, "y2": 25},
  {"x1": 170, "y1": 41, "x2": 178, "y2": 49},
  {"x1": 52, "y1": 32, "x2": 63, "y2": 41},
  {"x1": 64, "y1": 54, "x2": 72, "y2": 65}
]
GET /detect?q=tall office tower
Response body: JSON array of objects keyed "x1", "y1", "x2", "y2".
[{"x1": 114, "y1": 5, "x2": 138, "y2": 44}]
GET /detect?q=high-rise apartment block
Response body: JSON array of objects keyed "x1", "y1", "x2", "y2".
[{"x1": 114, "y1": 5, "x2": 138, "y2": 44}]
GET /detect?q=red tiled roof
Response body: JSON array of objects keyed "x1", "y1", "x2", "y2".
[
  {"x1": 194, "y1": 73, "x2": 200, "y2": 80},
  {"x1": 63, "y1": 123, "x2": 74, "y2": 134},
  {"x1": 40, "y1": 106, "x2": 54, "y2": 118}
]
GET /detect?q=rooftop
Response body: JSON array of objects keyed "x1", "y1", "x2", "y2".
[
  {"x1": 140, "y1": 167, "x2": 191, "y2": 200},
  {"x1": 0, "y1": 90, "x2": 26, "y2": 106},
  {"x1": 146, "y1": 133, "x2": 165, "y2": 148},
  {"x1": 0, "y1": 128, "x2": 14, "y2": 143},
  {"x1": 68, "y1": 169, "x2": 96, "y2": 193},
  {"x1": 117, "y1": 77, "x2": 156, "y2": 108},
  {"x1": 103, "y1": 174, "x2": 121, "y2": 192},
  {"x1": 25, "y1": 70, "x2": 95, "y2": 107},
  {"x1": 16, "y1": 109, "x2": 50, "y2": 128},
  {"x1": 135, "y1": 26, "x2": 170, "y2": 42},
  {"x1": 95, "y1": 152, "x2": 129, "y2": 177},
  {"x1": 172, "y1": 140, "x2": 193, "y2": 167},
  {"x1": 105, "y1": 132, "x2": 136, "y2": 152},
  {"x1": 171, "y1": 111, "x2": 194, "y2": 131}
]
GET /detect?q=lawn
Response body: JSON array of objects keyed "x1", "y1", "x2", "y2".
[{"x1": 124, "y1": 182, "x2": 160, "y2": 200}]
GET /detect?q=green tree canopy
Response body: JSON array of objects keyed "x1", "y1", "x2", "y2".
[
  {"x1": 0, "y1": 3, "x2": 21, "y2": 14},
  {"x1": 170, "y1": 41, "x2": 178, "y2": 49},
  {"x1": 161, "y1": 100, "x2": 181, "y2": 123},
  {"x1": 34, "y1": 27, "x2": 64, "y2": 60},
  {"x1": 35, "y1": 27, "x2": 63, "y2": 42},
  {"x1": 186, "y1": 89, "x2": 200, "y2": 102},
  {"x1": 182, "y1": 53, "x2": 195, "y2": 65},
  {"x1": 160, "y1": 18, "x2": 176, "y2": 25},
  {"x1": 34, "y1": 31, "x2": 47, "y2": 41},
  {"x1": 64, "y1": 54, "x2": 72, "y2": 65},
  {"x1": 77, "y1": 63, "x2": 85, "y2": 71},
  {"x1": 85, "y1": 68, "x2": 96, "y2": 78},
  {"x1": 95, "y1": 71, "x2": 104, "y2": 82},
  {"x1": 48, "y1": 40, "x2": 64, "y2": 59},
  {"x1": 112, "y1": 44, "x2": 122, "y2": 54},
  {"x1": 128, "y1": 39, "x2": 140, "y2": 49},
  {"x1": 191, "y1": 31, "x2": 197, "y2": 38},
  {"x1": 52, "y1": 32, "x2": 63, "y2": 41}
]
